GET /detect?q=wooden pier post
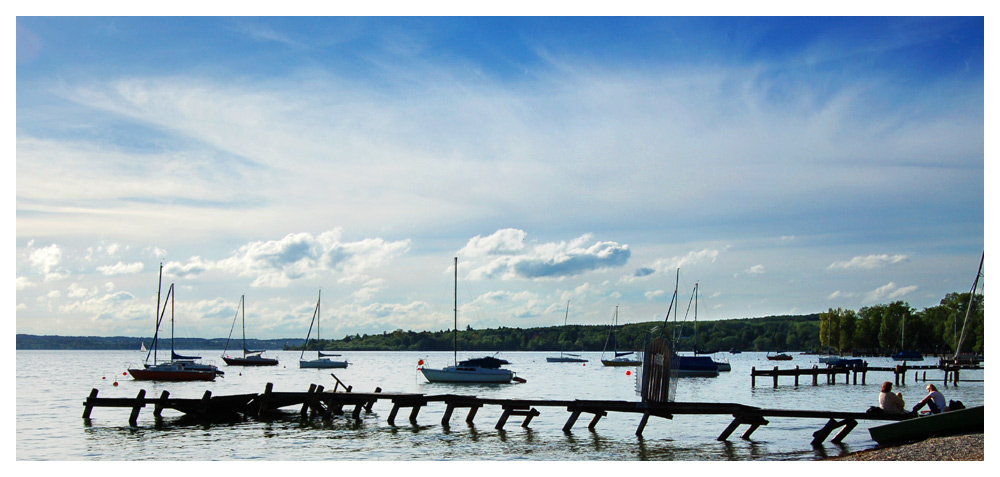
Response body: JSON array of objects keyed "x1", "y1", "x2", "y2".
[
  {"x1": 153, "y1": 390, "x2": 170, "y2": 417},
  {"x1": 257, "y1": 382, "x2": 273, "y2": 417},
  {"x1": 773, "y1": 366, "x2": 779, "y2": 388},
  {"x1": 82, "y1": 388, "x2": 99, "y2": 419},
  {"x1": 812, "y1": 365, "x2": 819, "y2": 386},
  {"x1": 751, "y1": 367, "x2": 756, "y2": 387},
  {"x1": 300, "y1": 384, "x2": 317, "y2": 417},
  {"x1": 128, "y1": 389, "x2": 146, "y2": 427},
  {"x1": 635, "y1": 412, "x2": 651, "y2": 437},
  {"x1": 794, "y1": 366, "x2": 800, "y2": 386}
]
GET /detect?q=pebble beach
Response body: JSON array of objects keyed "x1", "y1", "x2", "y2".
[{"x1": 831, "y1": 433, "x2": 984, "y2": 461}]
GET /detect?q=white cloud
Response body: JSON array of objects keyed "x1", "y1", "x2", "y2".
[
  {"x1": 626, "y1": 248, "x2": 724, "y2": 283},
  {"x1": 828, "y1": 254, "x2": 908, "y2": 270},
  {"x1": 460, "y1": 230, "x2": 630, "y2": 281},
  {"x1": 97, "y1": 261, "x2": 145, "y2": 275},
  {"x1": 165, "y1": 230, "x2": 411, "y2": 288},
  {"x1": 29, "y1": 243, "x2": 66, "y2": 281},
  {"x1": 746, "y1": 264, "x2": 766, "y2": 275},
  {"x1": 864, "y1": 282, "x2": 919, "y2": 303}
]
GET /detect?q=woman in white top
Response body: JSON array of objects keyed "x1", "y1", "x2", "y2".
[{"x1": 879, "y1": 381, "x2": 905, "y2": 414}]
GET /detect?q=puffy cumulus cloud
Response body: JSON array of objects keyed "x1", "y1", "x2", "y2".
[
  {"x1": 97, "y1": 261, "x2": 145, "y2": 275},
  {"x1": 460, "y1": 230, "x2": 630, "y2": 280},
  {"x1": 57, "y1": 290, "x2": 149, "y2": 325},
  {"x1": 864, "y1": 282, "x2": 919, "y2": 303},
  {"x1": 164, "y1": 230, "x2": 410, "y2": 288},
  {"x1": 828, "y1": 254, "x2": 908, "y2": 270},
  {"x1": 459, "y1": 228, "x2": 527, "y2": 256}
]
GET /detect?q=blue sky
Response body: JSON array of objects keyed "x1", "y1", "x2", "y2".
[{"x1": 15, "y1": 16, "x2": 985, "y2": 341}]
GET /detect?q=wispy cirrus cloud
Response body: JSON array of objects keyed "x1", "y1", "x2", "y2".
[
  {"x1": 864, "y1": 282, "x2": 919, "y2": 303},
  {"x1": 828, "y1": 254, "x2": 908, "y2": 270}
]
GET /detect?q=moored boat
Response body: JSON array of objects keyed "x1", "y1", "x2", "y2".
[
  {"x1": 546, "y1": 301, "x2": 588, "y2": 363},
  {"x1": 767, "y1": 352, "x2": 793, "y2": 361},
  {"x1": 600, "y1": 306, "x2": 640, "y2": 367},
  {"x1": 222, "y1": 295, "x2": 278, "y2": 367},
  {"x1": 419, "y1": 257, "x2": 519, "y2": 383},
  {"x1": 299, "y1": 290, "x2": 349, "y2": 369},
  {"x1": 129, "y1": 264, "x2": 223, "y2": 381}
]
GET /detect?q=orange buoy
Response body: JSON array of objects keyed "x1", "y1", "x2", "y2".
[
  {"x1": 113, "y1": 381, "x2": 118, "y2": 386},
  {"x1": 418, "y1": 359, "x2": 424, "y2": 365}
]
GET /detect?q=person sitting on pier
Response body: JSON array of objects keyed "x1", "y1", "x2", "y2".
[
  {"x1": 912, "y1": 384, "x2": 946, "y2": 414},
  {"x1": 879, "y1": 381, "x2": 905, "y2": 414}
]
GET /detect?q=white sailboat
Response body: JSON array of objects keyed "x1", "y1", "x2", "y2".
[
  {"x1": 600, "y1": 306, "x2": 640, "y2": 366},
  {"x1": 546, "y1": 300, "x2": 587, "y2": 363},
  {"x1": 299, "y1": 290, "x2": 349, "y2": 369},
  {"x1": 419, "y1": 257, "x2": 520, "y2": 383}
]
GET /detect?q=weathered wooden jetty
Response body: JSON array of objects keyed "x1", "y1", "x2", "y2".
[
  {"x1": 82, "y1": 382, "x2": 911, "y2": 445},
  {"x1": 751, "y1": 361, "x2": 982, "y2": 388},
  {"x1": 84, "y1": 339, "x2": 916, "y2": 446}
]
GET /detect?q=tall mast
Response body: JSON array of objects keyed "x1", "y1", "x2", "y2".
[
  {"x1": 954, "y1": 252, "x2": 984, "y2": 358},
  {"x1": 241, "y1": 295, "x2": 246, "y2": 357},
  {"x1": 454, "y1": 256, "x2": 458, "y2": 366}
]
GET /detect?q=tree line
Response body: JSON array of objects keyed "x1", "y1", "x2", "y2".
[{"x1": 818, "y1": 292, "x2": 984, "y2": 356}]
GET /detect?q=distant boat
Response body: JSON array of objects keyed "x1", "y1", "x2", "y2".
[
  {"x1": 891, "y1": 313, "x2": 923, "y2": 361},
  {"x1": 140, "y1": 342, "x2": 146, "y2": 352},
  {"x1": 767, "y1": 352, "x2": 793, "y2": 361},
  {"x1": 128, "y1": 264, "x2": 223, "y2": 381},
  {"x1": 601, "y1": 306, "x2": 640, "y2": 367},
  {"x1": 546, "y1": 300, "x2": 587, "y2": 363},
  {"x1": 299, "y1": 290, "x2": 349, "y2": 369},
  {"x1": 713, "y1": 355, "x2": 731, "y2": 372},
  {"x1": 419, "y1": 257, "x2": 518, "y2": 383},
  {"x1": 222, "y1": 295, "x2": 278, "y2": 367}
]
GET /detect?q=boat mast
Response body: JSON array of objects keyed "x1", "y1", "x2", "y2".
[
  {"x1": 454, "y1": 256, "x2": 458, "y2": 366},
  {"x1": 954, "y1": 252, "x2": 984, "y2": 359},
  {"x1": 241, "y1": 295, "x2": 246, "y2": 358},
  {"x1": 561, "y1": 300, "x2": 570, "y2": 358}
]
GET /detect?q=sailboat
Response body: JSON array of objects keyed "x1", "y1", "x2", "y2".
[
  {"x1": 546, "y1": 300, "x2": 587, "y2": 363},
  {"x1": 128, "y1": 264, "x2": 224, "y2": 381},
  {"x1": 419, "y1": 257, "x2": 519, "y2": 383},
  {"x1": 891, "y1": 313, "x2": 924, "y2": 361},
  {"x1": 222, "y1": 295, "x2": 278, "y2": 366},
  {"x1": 601, "y1": 306, "x2": 640, "y2": 366},
  {"x1": 140, "y1": 342, "x2": 146, "y2": 352},
  {"x1": 670, "y1": 279, "x2": 719, "y2": 377},
  {"x1": 299, "y1": 290, "x2": 349, "y2": 369}
]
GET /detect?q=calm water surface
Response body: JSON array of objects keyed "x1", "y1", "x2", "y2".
[{"x1": 16, "y1": 350, "x2": 985, "y2": 461}]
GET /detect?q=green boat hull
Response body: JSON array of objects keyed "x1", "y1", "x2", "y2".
[{"x1": 868, "y1": 405, "x2": 984, "y2": 445}]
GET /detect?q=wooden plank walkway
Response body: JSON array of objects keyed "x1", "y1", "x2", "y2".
[{"x1": 83, "y1": 381, "x2": 912, "y2": 445}]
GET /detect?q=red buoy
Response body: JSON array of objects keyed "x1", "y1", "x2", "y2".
[
  {"x1": 626, "y1": 370, "x2": 632, "y2": 376},
  {"x1": 418, "y1": 359, "x2": 424, "y2": 365}
]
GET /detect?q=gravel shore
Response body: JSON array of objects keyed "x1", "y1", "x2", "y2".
[{"x1": 830, "y1": 432, "x2": 983, "y2": 461}]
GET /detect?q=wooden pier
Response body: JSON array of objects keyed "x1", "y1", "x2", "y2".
[
  {"x1": 83, "y1": 380, "x2": 911, "y2": 445},
  {"x1": 751, "y1": 362, "x2": 981, "y2": 388}
]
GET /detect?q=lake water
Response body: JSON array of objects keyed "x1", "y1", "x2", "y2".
[{"x1": 16, "y1": 350, "x2": 985, "y2": 461}]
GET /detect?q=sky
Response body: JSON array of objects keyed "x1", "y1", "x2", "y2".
[{"x1": 14, "y1": 14, "x2": 986, "y2": 342}]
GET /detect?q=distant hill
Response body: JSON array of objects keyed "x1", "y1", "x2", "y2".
[{"x1": 16, "y1": 313, "x2": 823, "y2": 352}]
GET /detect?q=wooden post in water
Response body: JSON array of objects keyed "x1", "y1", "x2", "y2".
[
  {"x1": 751, "y1": 367, "x2": 756, "y2": 387},
  {"x1": 772, "y1": 366, "x2": 779, "y2": 388},
  {"x1": 128, "y1": 389, "x2": 146, "y2": 427},
  {"x1": 153, "y1": 390, "x2": 170, "y2": 417},
  {"x1": 82, "y1": 388, "x2": 99, "y2": 419},
  {"x1": 794, "y1": 366, "x2": 800, "y2": 386},
  {"x1": 812, "y1": 366, "x2": 819, "y2": 386}
]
